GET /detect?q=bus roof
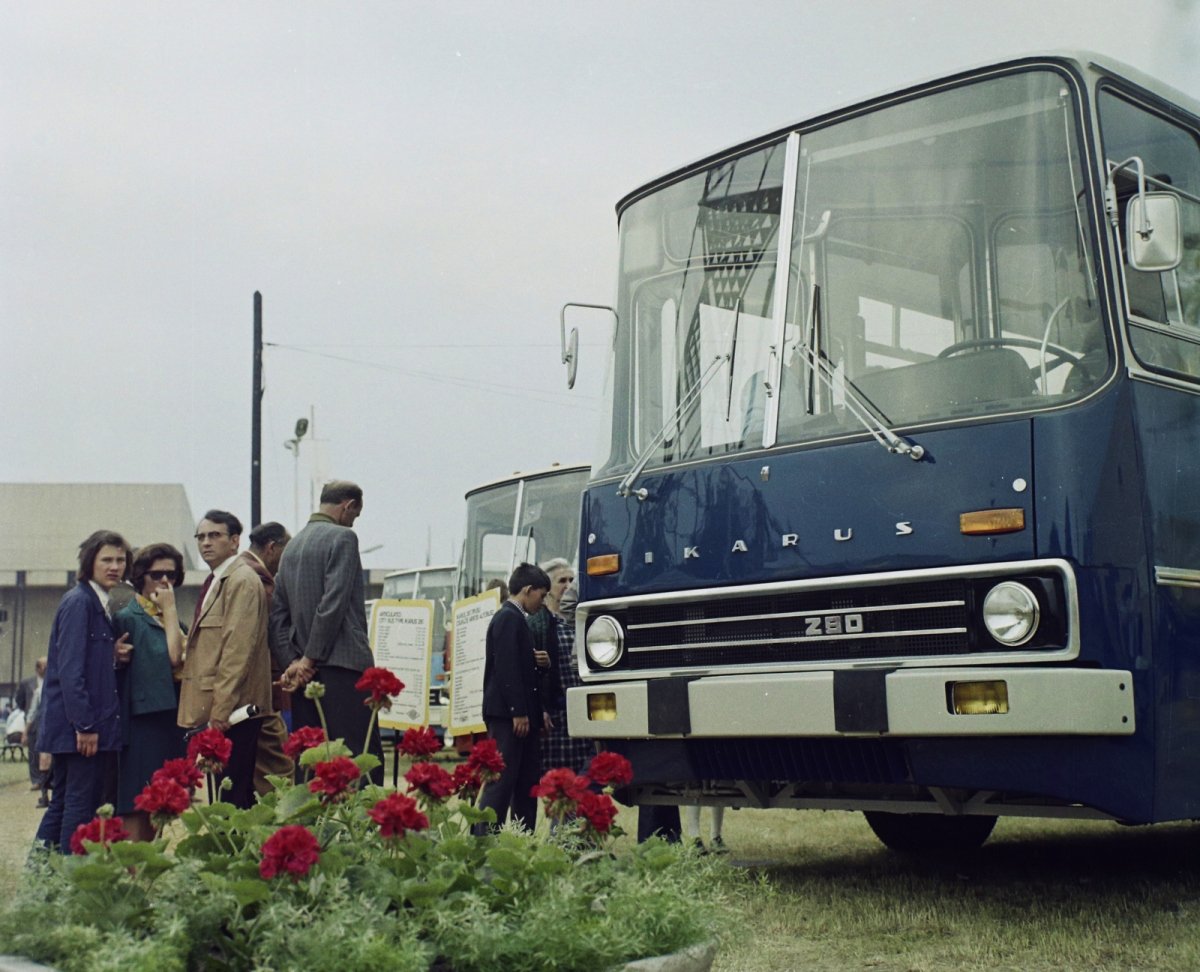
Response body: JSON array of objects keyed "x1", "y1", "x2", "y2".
[
  {"x1": 383, "y1": 564, "x2": 457, "y2": 580},
  {"x1": 463, "y1": 462, "x2": 590, "y2": 500},
  {"x1": 616, "y1": 50, "x2": 1200, "y2": 217}
]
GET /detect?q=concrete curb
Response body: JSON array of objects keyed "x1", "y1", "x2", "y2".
[
  {"x1": 617, "y1": 941, "x2": 717, "y2": 972},
  {"x1": 0, "y1": 958, "x2": 56, "y2": 972}
]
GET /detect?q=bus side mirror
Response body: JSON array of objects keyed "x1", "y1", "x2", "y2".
[
  {"x1": 1127, "y1": 192, "x2": 1182, "y2": 272},
  {"x1": 560, "y1": 302, "x2": 617, "y2": 390}
]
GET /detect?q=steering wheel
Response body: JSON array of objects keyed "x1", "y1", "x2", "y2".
[{"x1": 938, "y1": 336, "x2": 1082, "y2": 374}]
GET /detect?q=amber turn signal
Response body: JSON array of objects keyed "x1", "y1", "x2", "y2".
[
  {"x1": 960, "y1": 508, "x2": 1025, "y2": 535},
  {"x1": 587, "y1": 554, "x2": 620, "y2": 576}
]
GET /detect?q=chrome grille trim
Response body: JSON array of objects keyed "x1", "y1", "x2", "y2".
[
  {"x1": 628, "y1": 626, "x2": 969, "y2": 653},
  {"x1": 577, "y1": 558, "x2": 1080, "y2": 679},
  {"x1": 627, "y1": 599, "x2": 965, "y2": 631}
]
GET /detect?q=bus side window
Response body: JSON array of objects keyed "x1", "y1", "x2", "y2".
[{"x1": 1099, "y1": 89, "x2": 1200, "y2": 380}]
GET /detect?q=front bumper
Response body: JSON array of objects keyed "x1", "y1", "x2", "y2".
[{"x1": 567, "y1": 666, "x2": 1135, "y2": 739}]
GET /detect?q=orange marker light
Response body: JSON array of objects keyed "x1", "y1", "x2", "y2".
[
  {"x1": 960, "y1": 508, "x2": 1025, "y2": 535},
  {"x1": 587, "y1": 554, "x2": 620, "y2": 576}
]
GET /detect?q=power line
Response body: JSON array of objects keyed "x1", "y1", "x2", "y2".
[{"x1": 265, "y1": 343, "x2": 599, "y2": 409}]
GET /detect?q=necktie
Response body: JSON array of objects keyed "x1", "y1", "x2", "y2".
[{"x1": 193, "y1": 574, "x2": 214, "y2": 628}]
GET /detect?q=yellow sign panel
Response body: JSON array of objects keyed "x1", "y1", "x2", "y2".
[
  {"x1": 449, "y1": 588, "x2": 501, "y2": 736},
  {"x1": 369, "y1": 598, "x2": 434, "y2": 731}
]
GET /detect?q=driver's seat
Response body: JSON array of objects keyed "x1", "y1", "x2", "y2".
[{"x1": 854, "y1": 348, "x2": 1036, "y2": 424}]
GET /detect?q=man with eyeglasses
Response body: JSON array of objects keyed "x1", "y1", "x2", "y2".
[
  {"x1": 270, "y1": 481, "x2": 383, "y2": 782},
  {"x1": 178, "y1": 510, "x2": 273, "y2": 808}
]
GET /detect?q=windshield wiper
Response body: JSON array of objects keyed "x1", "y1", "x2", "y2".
[
  {"x1": 618, "y1": 348, "x2": 731, "y2": 500},
  {"x1": 795, "y1": 285, "x2": 925, "y2": 461}
]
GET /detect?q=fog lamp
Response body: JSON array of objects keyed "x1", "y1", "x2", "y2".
[
  {"x1": 587, "y1": 693, "x2": 618, "y2": 721},
  {"x1": 950, "y1": 680, "x2": 1010, "y2": 715}
]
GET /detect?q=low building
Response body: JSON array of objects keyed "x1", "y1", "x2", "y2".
[
  {"x1": 0, "y1": 483, "x2": 203, "y2": 698},
  {"x1": 0, "y1": 483, "x2": 395, "y2": 701}
]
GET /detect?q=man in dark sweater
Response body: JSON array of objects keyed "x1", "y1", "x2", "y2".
[{"x1": 478, "y1": 562, "x2": 551, "y2": 832}]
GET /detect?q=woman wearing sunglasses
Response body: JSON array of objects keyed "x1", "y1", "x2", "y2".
[{"x1": 113, "y1": 543, "x2": 188, "y2": 840}]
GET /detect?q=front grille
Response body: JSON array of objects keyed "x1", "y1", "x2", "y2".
[{"x1": 617, "y1": 579, "x2": 971, "y2": 670}]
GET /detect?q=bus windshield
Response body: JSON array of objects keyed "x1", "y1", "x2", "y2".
[
  {"x1": 458, "y1": 467, "x2": 590, "y2": 598},
  {"x1": 601, "y1": 68, "x2": 1109, "y2": 478}
]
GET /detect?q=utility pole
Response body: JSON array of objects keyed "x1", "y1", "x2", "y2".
[{"x1": 251, "y1": 292, "x2": 263, "y2": 527}]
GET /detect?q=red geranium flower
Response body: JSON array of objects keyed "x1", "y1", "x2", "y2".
[
  {"x1": 577, "y1": 790, "x2": 619, "y2": 835},
  {"x1": 283, "y1": 725, "x2": 327, "y2": 762},
  {"x1": 153, "y1": 757, "x2": 204, "y2": 793},
  {"x1": 69, "y1": 815, "x2": 131, "y2": 855},
  {"x1": 259, "y1": 825, "x2": 320, "y2": 880},
  {"x1": 404, "y1": 761, "x2": 456, "y2": 801},
  {"x1": 134, "y1": 777, "x2": 192, "y2": 825},
  {"x1": 355, "y1": 667, "x2": 404, "y2": 708},
  {"x1": 187, "y1": 727, "x2": 233, "y2": 773},
  {"x1": 465, "y1": 738, "x2": 505, "y2": 782},
  {"x1": 399, "y1": 726, "x2": 442, "y2": 757},
  {"x1": 532, "y1": 768, "x2": 591, "y2": 822},
  {"x1": 587, "y1": 752, "x2": 633, "y2": 788},
  {"x1": 308, "y1": 756, "x2": 361, "y2": 803},
  {"x1": 451, "y1": 762, "x2": 482, "y2": 799},
  {"x1": 368, "y1": 792, "x2": 430, "y2": 839}
]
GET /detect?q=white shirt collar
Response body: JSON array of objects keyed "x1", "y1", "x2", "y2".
[
  {"x1": 88, "y1": 580, "x2": 111, "y2": 614},
  {"x1": 211, "y1": 554, "x2": 240, "y2": 580}
]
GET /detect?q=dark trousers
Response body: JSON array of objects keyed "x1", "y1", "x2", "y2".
[
  {"x1": 218, "y1": 719, "x2": 262, "y2": 809},
  {"x1": 35, "y1": 751, "x2": 107, "y2": 853},
  {"x1": 637, "y1": 803, "x2": 682, "y2": 843},
  {"x1": 290, "y1": 665, "x2": 383, "y2": 785},
  {"x1": 26, "y1": 721, "x2": 46, "y2": 788},
  {"x1": 477, "y1": 718, "x2": 541, "y2": 832}
]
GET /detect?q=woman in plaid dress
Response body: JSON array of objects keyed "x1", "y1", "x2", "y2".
[{"x1": 541, "y1": 585, "x2": 595, "y2": 774}]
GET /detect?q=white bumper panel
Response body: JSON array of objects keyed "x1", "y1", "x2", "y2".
[{"x1": 566, "y1": 667, "x2": 1135, "y2": 739}]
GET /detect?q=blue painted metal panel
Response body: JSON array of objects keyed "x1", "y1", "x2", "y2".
[{"x1": 582, "y1": 421, "x2": 1035, "y2": 601}]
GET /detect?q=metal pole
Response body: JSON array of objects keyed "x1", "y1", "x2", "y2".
[{"x1": 251, "y1": 292, "x2": 263, "y2": 527}]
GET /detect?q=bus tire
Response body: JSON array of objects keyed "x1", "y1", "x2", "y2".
[{"x1": 863, "y1": 811, "x2": 997, "y2": 854}]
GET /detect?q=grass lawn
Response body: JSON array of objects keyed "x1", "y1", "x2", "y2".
[{"x1": 709, "y1": 807, "x2": 1200, "y2": 970}]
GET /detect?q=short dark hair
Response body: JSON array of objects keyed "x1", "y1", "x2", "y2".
[
  {"x1": 508, "y1": 562, "x2": 550, "y2": 595},
  {"x1": 130, "y1": 542, "x2": 185, "y2": 591},
  {"x1": 76, "y1": 530, "x2": 132, "y2": 583},
  {"x1": 320, "y1": 481, "x2": 363, "y2": 505},
  {"x1": 248, "y1": 521, "x2": 289, "y2": 549},
  {"x1": 199, "y1": 510, "x2": 243, "y2": 538}
]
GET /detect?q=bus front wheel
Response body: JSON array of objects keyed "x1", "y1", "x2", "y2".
[{"x1": 863, "y1": 811, "x2": 997, "y2": 854}]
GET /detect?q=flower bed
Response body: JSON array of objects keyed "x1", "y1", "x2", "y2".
[{"x1": 0, "y1": 670, "x2": 725, "y2": 972}]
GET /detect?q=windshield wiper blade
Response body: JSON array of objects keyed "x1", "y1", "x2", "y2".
[
  {"x1": 797, "y1": 285, "x2": 925, "y2": 461},
  {"x1": 618, "y1": 349, "x2": 731, "y2": 500}
]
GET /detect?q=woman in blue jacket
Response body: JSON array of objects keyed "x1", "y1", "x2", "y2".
[
  {"x1": 114, "y1": 542, "x2": 187, "y2": 840},
  {"x1": 35, "y1": 530, "x2": 131, "y2": 853}
]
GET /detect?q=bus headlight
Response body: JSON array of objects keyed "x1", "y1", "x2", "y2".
[
  {"x1": 982, "y1": 581, "x2": 1040, "y2": 646},
  {"x1": 585, "y1": 616, "x2": 625, "y2": 668}
]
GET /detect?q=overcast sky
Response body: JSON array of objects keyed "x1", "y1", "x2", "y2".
[{"x1": 3, "y1": 1, "x2": 1199, "y2": 569}]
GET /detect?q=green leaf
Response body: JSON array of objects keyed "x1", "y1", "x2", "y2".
[
  {"x1": 67, "y1": 858, "x2": 124, "y2": 891},
  {"x1": 275, "y1": 783, "x2": 321, "y2": 821},
  {"x1": 457, "y1": 803, "x2": 496, "y2": 825},
  {"x1": 299, "y1": 740, "x2": 352, "y2": 767},
  {"x1": 230, "y1": 878, "x2": 271, "y2": 907},
  {"x1": 486, "y1": 845, "x2": 532, "y2": 882},
  {"x1": 354, "y1": 753, "x2": 382, "y2": 775}
]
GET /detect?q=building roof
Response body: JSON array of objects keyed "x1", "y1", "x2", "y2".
[{"x1": 0, "y1": 483, "x2": 202, "y2": 572}]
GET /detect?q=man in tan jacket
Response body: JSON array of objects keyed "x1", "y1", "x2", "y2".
[{"x1": 178, "y1": 510, "x2": 273, "y2": 808}]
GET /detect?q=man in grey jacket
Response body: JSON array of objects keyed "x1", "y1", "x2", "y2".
[{"x1": 269, "y1": 481, "x2": 382, "y2": 780}]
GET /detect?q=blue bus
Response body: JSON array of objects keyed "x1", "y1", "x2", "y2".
[{"x1": 562, "y1": 53, "x2": 1200, "y2": 851}]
